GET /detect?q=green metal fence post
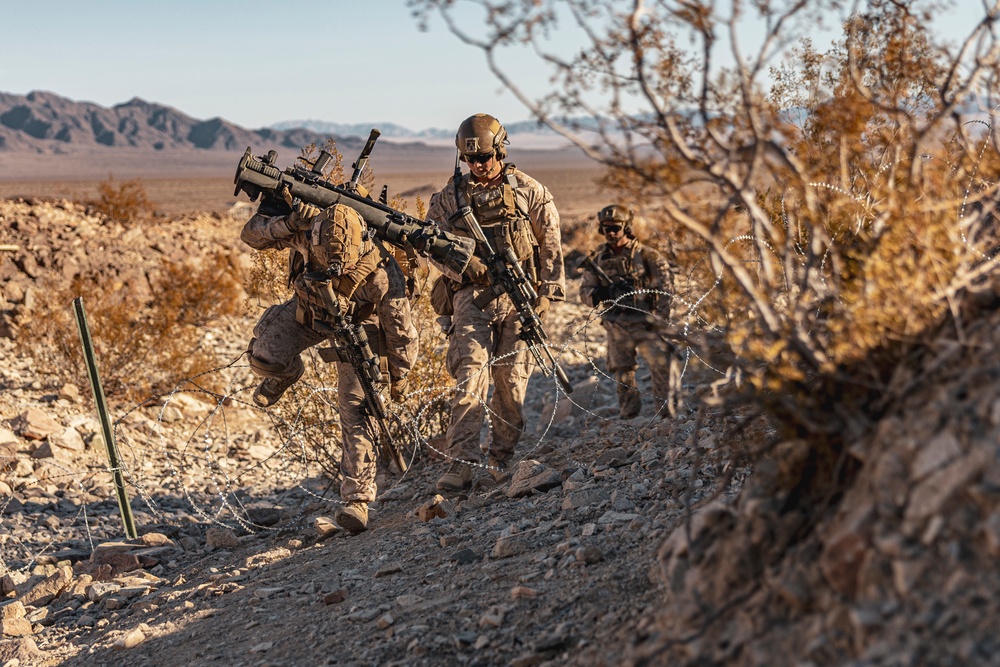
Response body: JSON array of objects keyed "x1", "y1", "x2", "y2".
[{"x1": 72, "y1": 296, "x2": 138, "y2": 540}]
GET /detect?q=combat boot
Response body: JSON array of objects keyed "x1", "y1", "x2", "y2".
[
  {"x1": 487, "y1": 454, "x2": 511, "y2": 483},
  {"x1": 616, "y1": 369, "x2": 642, "y2": 419},
  {"x1": 334, "y1": 501, "x2": 369, "y2": 534},
  {"x1": 252, "y1": 365, "x2": 304, "y2": 408},
  {"x1": 436, "y1": 460, "x2": 473, "y2": 492}
]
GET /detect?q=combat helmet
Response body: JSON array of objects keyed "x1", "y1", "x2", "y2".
[
  {"x1": 597, "y1": 204, "x2": 634, "y2": 236},
  {"x1": 456, "y1": 113, "x2": 508, "y2": 161},
  {"x1": 309, "y1": 205, "x2": 368, "y2": 275}
]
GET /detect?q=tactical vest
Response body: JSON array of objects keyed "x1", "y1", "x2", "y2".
[
  {"x1": 458, "y1": 165, "x2": 538, "y2": 283},
  {"x1": 594, "y1": 241, "x2": 657, "y2": 313}
]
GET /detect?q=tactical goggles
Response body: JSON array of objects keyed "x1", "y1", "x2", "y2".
[
  {"x1": 465, "y1": 152, "x2": 495, "y2": 165},
  {"x1": 600, "y1": 224, "x2": 624, "y2": 233}
]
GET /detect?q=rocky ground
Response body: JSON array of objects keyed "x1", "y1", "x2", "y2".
[
  {"x1": 0, "y1": 196, "x2": 749, "y2": 666},
  {"x1": 5, "y1": 194, "x2": 1000, "y2": 667}
]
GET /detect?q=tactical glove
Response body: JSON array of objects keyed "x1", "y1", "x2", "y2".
[
  {"x1": 464, "y1": 256, "x2": 489, "y2": 283},
  {"x1": 295, "y1": 201, "x2": 322, "y2": 220},
  {"x1": 535, "y1": 296, "x2": 551, "y2": 317},
  {"x1": 390, "y1": 376, "x2": 409, "y2": 402},
  {"x1": 285, "y1": 210, "x2": 313, "y2": 232},
  {"x1": 284, "y1": 197, "x2": 322, "y2": 232},
  {"x1": 591, "y1": 285, "x2": 613, "y2": 306},
  {"x1": 611, "y1": 279, "x2": 635, "y2": 299},
  {"x1": 257, "y1": 191, "x2": 292, "y2": 217}
]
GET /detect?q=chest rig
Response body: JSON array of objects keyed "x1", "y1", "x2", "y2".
[
  {"x1": 456, "y1": 165, "x2": 538, "y2": 283},
  {"x1": 596, "y1": 241, "x2": 657, "y2": 313}
]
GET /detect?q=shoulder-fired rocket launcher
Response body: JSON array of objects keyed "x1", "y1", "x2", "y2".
[{"x1": 234, "y1": 147, "x2": 474, "y2": 276}]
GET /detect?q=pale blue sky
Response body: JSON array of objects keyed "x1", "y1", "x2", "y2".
[
  {"x1": 1, "y1": 1, "x2": 988, "y2": 131},
  {"x1": 1, "y1": 0, "x2": 535, "y2": 130}
]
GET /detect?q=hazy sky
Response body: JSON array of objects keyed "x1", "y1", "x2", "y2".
[
  {"x1": 3, "y1": 0, "x2": 546, "y2": 131},
  {"x1": 2, "y1": 1, "x2": 987, "y2": 132}
]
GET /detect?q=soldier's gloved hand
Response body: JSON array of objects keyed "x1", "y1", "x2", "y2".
[
  {"x1": 390, "y1": 376, "x2": 409, "y2": 402},
  {"x1": 284, "y1": 201, "x2": 323, "y2": 233},
  {"x1": 535, "y1": 296, "x2": 551, "y2": 317},
  {"x1": 295, "y1": 201, "x2": 322, "y2": 220},
  {"x1": 257, "y1": 191, "x2": 293, "y2": 217},
  {"x1": 611, "y1": 279, "x2": 635, "y2": 299},
  {"x1": 464, "y1": 256, "x2": 488, "y2": 283},
  {"x1": 591, "y1": 285, "x2": 613, "y2": 306}
]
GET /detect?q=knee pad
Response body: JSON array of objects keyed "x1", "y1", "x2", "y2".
[{"x1": 247, "y1": 343, "x2": 303, "y2": 379}]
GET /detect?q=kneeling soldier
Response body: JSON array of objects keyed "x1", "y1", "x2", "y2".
[{"x1": 241, "y1": 188, "x2": 418, "y2": 533}]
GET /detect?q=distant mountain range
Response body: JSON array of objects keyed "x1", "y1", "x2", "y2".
[
  {"x1": 0, "y1": 90, "x2": 578, "y2": 155},
  {"x1": 0, "y1": 90, "x2": 363, "y2": 154},
  {"x1": 269, "y1": 118, "x2": 559, "y2": 143}
]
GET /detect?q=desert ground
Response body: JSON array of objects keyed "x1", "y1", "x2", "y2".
[
  {"x1": 5, "y1": 146, "x2": 726, "y2": 666},
  {"x1": 6, "y1": 144, "x2": 1000, "y2": 667}
]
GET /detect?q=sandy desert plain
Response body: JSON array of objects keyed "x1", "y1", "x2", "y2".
[{"x1": 0, "y1": 144, "x2": 612, "y2": 220}]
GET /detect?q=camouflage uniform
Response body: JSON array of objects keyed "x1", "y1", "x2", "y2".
[
  {"x1": 579, "y1": 237, "x2": 681, "y2": 418},
  {"x1": 241, "y1": 202, "x2": 418, "y2": 505},
  {"x1": 427, "y1": 165, "x2": 565, "y2": 466}
]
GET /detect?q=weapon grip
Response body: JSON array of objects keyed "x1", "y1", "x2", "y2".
[
  {"x1": 360, "y1": 129, "x2": 381, "y2": 158},
  {"x1": 349, "y1": 129, "x2": 381, "y2": 189}
]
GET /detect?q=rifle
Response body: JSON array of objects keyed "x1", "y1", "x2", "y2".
[
  {"x1": 450, "y1": 205, "x2": 574, "y2": 394},
  {"x1": 303, "y1": 271, "x2": 409, "y2": 473},
  {"x1": 580, "y1": 256, "x2": 636, "y2": 305},
  {"x1": 234, "y1": 146, "x2": 474, "y2": 276},
  {"x1": 580, "y1": 256, "x2": 615, "y2": 287}
]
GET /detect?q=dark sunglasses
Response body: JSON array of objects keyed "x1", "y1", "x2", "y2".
[
  {"x1": 600, "y1": 224, "x2": 623, "y2": 233},
  {"x1": 465, "y1": 152, "x2": 495, "y2": 165}
]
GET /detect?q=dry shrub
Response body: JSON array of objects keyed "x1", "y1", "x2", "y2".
[
  {"x1": 19, "y1": 252, "x2": 243, "y2": 402},
  {"x1": 89, "y1": 175, "x2": 154, "y2": 227},
  {"x1": 413, "y1": 0, "x2": 1000, "y2": 510}
]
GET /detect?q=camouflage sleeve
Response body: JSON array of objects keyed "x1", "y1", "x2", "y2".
[
  {"x1": 374, "y1": 260, "x2": 419, "y2": 382},
  {"x1": 425, "y1": 182, "x2": 466, "y2": 283},
  {"x1": 515, "y1": 170, "x2": 566, "y2": 301},
  {"x1": 640, "y1": 243, "x2": 675, "y2": 317},
  {"x1": 239, "y1": 211, "x2": 298, "y2": 250}
]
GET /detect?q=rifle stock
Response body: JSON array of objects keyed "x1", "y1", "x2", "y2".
[{"x1": 234, "y1": 147, "x2": 474, "y2": 276}]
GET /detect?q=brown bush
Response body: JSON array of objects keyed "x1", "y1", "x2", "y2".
[
  {"x1": 19, "y1": 251, "x2": 244, "y2": 402},
  {"x1": 89, "y1": 175, "x2": 154, "y2": 227}
]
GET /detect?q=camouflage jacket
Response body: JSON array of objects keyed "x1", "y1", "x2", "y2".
[
  {"x1": 579, "y1": 238, "x2": 674, "y2": 320},
  {"x1": 426, "y1": 164, "x2": 566, "y2": 301}
]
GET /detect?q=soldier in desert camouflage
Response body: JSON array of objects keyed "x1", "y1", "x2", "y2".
[
  {"x1": 241, "y1": 188, "x2": 418, "y2": 533},
  {"x1": 426, "y1": 113, "x2": 566, "y2": 492},
  {"x1": 579, "y1": 204, "x2": 682, "y2": 419}
]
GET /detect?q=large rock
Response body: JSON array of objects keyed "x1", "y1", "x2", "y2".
[
  {"x1": 16, "y1": 408, "x2": 61, "y2": 440},
  {"x1": 17, "y1": 565, "x2": 72, "y2": 607},
  {"x1": 506, "y1": 460, "x2": 562, "y2": 498},
  {"x1": 0, "y1": 637, "x2": 41, "y2": 663}
]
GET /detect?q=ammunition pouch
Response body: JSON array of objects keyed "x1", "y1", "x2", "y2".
[
  {"x1": 247, "y1": 340, "x2": 303, "y2": 379},
  {"x1": 459, "y1": 172, "x2": 537, "y2": 268},
  {"x1": 430, "y1": 274, "x2": 455, "y2": 317}
]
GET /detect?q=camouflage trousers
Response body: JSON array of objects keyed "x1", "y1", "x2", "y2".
[
  {"x1": 444, "y1": 286, "x2": 532, "y2": 463},
  {"x1": 248, "y1": 299, "x2": 378, "y2": 502},
  {"x1": 604, "y1": 320, "x2": 682, "y2": 418}
]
